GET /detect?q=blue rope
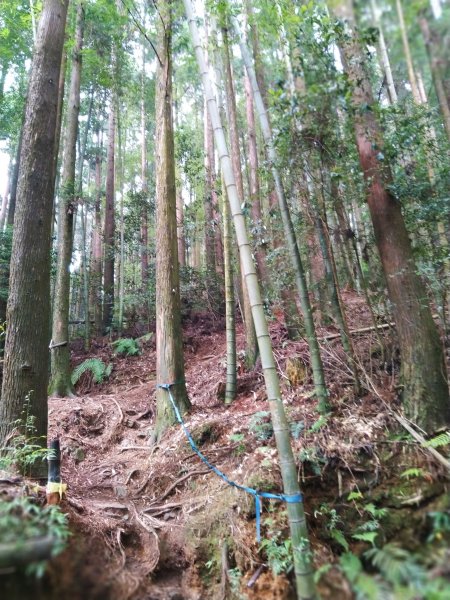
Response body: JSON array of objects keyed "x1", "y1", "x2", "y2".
[{"x1": 157, "y1": 382, "x2": 303, "y2": 543}]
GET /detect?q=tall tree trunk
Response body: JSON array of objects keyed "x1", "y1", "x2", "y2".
[
  {"x1": 154, "y1": 0, "x2": 190, "y2": 441},
  {"x1": 52, "y1": 49, "x2": 67, "y2": 187},
  {"x1": 90, "y1": 154, "x2": 103, "y2": 337},
  {"x1": 244, "y1": 71, "x2": 268, "y2": 286},
  {"x1": 395, "y1": 0, "x2": 422, "y2": 104},
  {"x1": 140, "y1": 46, "x2": 149, "y2": 290},
  {"x1": 418, "y1": 12, "x2": 450, "y2": 141},
  {"x1": 117, "y1": 110, "x2": 126, "y2": 336},
  {"x1": 204, "y1": 105, "x2": 217, "y2": 273},
  {"x1": 232, "y1": 15, "x2": 329, "y2": 411},
  {"x1": 221, "y1": 25, "x2": 258, "y2": 368},
  {"x1": 184, "y1": 3, "x2": 317, "y2": 596},
  {"x1": 369, "y1": 0, "x2": 398, "y2": 103},
  {"x1": 0, "y1": 0, "x2": 69, "y2": 460},
  {"x1": 102, "y1": 99, "x2": 116, "y2": 332},
  {"x1": 222, "y1": 173, "x2": 236, "y2": 404},
  {"x1": 50, "y1": 0, "x2": 84, "y2": 397},
  {"x1": 331, "y1": 0, "x2": 450, "y2": 433}
]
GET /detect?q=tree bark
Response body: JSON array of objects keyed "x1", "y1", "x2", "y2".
[
  {"x1": 102, "y1": 99, "x2": 116, "y2": 332},
  {"x1": 418, "y1": 12, "x2": 450, "y2": 141},
  {"x1": 154, "y1": 0, "x2": 190, "y2": 441},
  {"x1": 204, "y1": 104, "x2": 217, "y2": 273},
  {"x1": 0, "y1": 0, "x2": 69, "y2": 456},
  {"x1": 244, "y1": 70, "x2": 268, "y2": 286},
  {"x1": 221, "y1": 24, "x2": 257, "y2": 368},
  {"x1": 50, "y1": 0, "x2": 84, "y2": 396},
  {"x1": 90, "y1": 154, "x2": 103, "y2": 337},
  {"x1": 395, "y1": 0, "x2": 422, "y2": 104},
  {"x1": 331, "y1": 0, "x2": 450, "y2": 433},
  {"x1": 140, "y1": 46, "x2": 149, "y2": 289},
  {"x1": 369, "y1": 0, "x2": 398, "y2": 104},
  {"x1": 222, "y1": 173, "x2": 236, "y2": 404}
]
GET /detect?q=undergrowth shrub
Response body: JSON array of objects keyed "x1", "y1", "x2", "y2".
[
  {"x1": 0, "y1": 395, "x2": 50, "y2": 474},
  {"x1": 71, "y1": 358, "x2": 112, "y2": 386},
  {"x1": 0, "y1": 496, "x2": 70, "y2": 577},
  {"x1": 112, "y1": 337, "x2": 140, "y2": 356}
]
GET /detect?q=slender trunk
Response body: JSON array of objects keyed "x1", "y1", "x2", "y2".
[
  {"x1": 222, "y1": 173, "x2": 236, "y2": 404},
  {"x1": 78, "y1": 90, "x2": 93, "y2": 349},
  {"x1": 331, "y1": 0, "x2": 450, "y2": 433},
  {"x1": 90, "y1": 154, "x2": 103, "y2": 337},
  {"x1": 221, "y1": 25, "x2": 257, "y2": 368},
  {"x1": 207, "y1": 114, "x2": 224, "y2": 276},
  {"x1": 50, "y1": 0, "x2": 84, "y2": 396},
  {"x1": 52, "y1": 49, "x2": 67, "y2": 187},
  {"x1": 244, "y1": 71, "x2": 268, "y2": 285},
  {"x1": 418, "y1": 13, "x2": 450, "y2": 141},
  {"x1": 184, "y1": 3, "x2": 317, "y2": 596},
  {"x1": 204, "y1": 103, "x2": 217, "y2": 273},
  {"x1": 0, "y1": 0, "x2": 69, "y2": 459},
  {"x1": 154, "y1": 0, "x2": 190, "y2": 441},
  {"x1": 102, "y1": 99, "x2": 115, "y2": 332},
  {"x1": 369, "y1": 0, "x2": 398, "y2": 103},
  {"x1": 117, "y1": 113, "x2": 126, "y2": 336},
  {"x1": 395, "y1": 0, "x2": 422, "y2": 104},
  {"x1": 232, "y1": 16, "x2": 329, "y2": 411},
  {"x1": 140, "y1": 48, "x2": 149, "y2": 289}
]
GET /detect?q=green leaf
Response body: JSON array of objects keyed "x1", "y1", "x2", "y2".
[
  {"x1": 331, "y1": 528, "x2": 349, "y2": 551},
  {"x1": 339, "y1": 552, "x2": 362, "y2": 583},
  {"x1": 352, "y1": 531, "x2": 378, "y2": 546}
]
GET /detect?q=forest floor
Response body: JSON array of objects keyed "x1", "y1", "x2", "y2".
[{"x1": 2, "y1": 291, "x2": 450, "y2": 599}]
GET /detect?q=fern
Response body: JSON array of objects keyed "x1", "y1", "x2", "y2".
[
  {"x1": 339, "y1": 552, "x2": 362, "y2": 584},
  {"x1": 71, "y1": 359, "x2": 112, "y2": 385},
  {"x1": 352, "y1": 531, "x2": 378, "y2": 546},
  {"x1": 400, "y1": 467, "x2": 424, "y2": 479},
  {"x1": 423, "y1": 431, "x2": 450, "y2": 448},
  {"x1": 340, "y1": 552, "x2": 386, "y2": 600},
  {"x1": 331, "y1": 528, "x2": 349, "y2": 551},
  {"x1": 112, "y1": 338, "x2": 140, "y2": 356},
  {"x1": 365, "y1": 543, "x2": 427, "y2": 587}
]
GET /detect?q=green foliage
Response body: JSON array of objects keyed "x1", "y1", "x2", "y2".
[
  {"x1": 0, "y1": 225, "x2": 12, "y2": 305},
  {"x1": 365, "y1": 544, "x2": 427, "y2": 588},
  {"x1": 0, "y1": 496, "x2": 70, "y2": 577},
  {"x1": 400, "y1": 467, "x2": 425, "y2": 479},
  {"x1": 0, "y1": 395, "x2": 51, "y2": 473},
  {"x1": 427, "y1": 511, "x2": 450, "y2": 542},
  {"x1": 179, "y1": 267, "x2": 225, "y2": 317},
  {"x1": 260, "y1": 534, "x2": 293, "y2": 576},
  {"x1": 249, "y1": 411, "x2": 274, "y2": 441},
  {"x1": 308, "y1": 415, "x2": 329, "y2": 433},
  {"x1": 315, "y1": 503, "x2": 349, "y2": 550},
  {"x1": 423, "y1": 432, "x2": 450, "y2": 449},
  {"x1": 298, "y1": 445, "x2": 327, "y2": 475},
  {"x1": 112, "y1": 337, "x2": 140, "y2": 356},
  {"x1": 71, "y1": 358, "x2": 112, "y2": 386},
  {"x1": 339, "y1": 552, "x2": 386, "y2": 599},
  {"x1": 229, "y1": 433, "x2": 246, "y2": 455}
]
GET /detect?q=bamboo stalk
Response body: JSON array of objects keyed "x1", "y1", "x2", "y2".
[
  {"x1": 230, "y1": 13, "x2": 329, "y2": 414},
  {"x1": 182, "y1": 2, "x2": 316, "y2": 597}
]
